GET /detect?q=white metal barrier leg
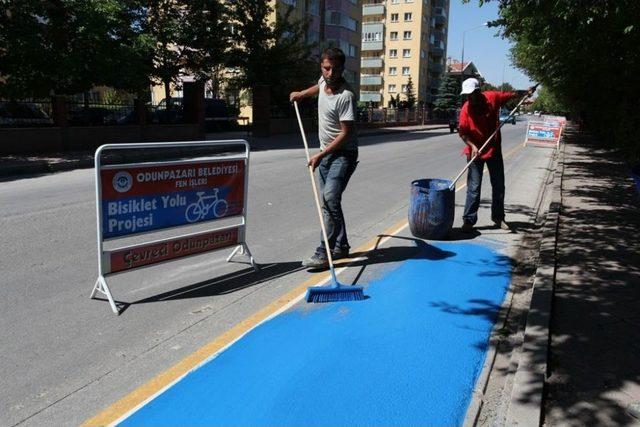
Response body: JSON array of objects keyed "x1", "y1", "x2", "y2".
[
  {"x1": 226, "y1": 243, "x2": 259, "y2": 272},
  {"x1": 91, "y1": 276, "x2": 120, "y2": 315},
  {"x1": 242, "y1": 243, "x2": 259, "y2": 272},
  {"x1": 226, "y1": 245, "x2": 242, "y2": 262}
]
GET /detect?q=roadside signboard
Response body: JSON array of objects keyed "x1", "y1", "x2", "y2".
[
  {"x1": 100, "y1": 159, "x2": 245, "y2": 239},
  {"x1": 524, "y1": 117, "x2": 565, "y2": 149},
  {"x1": 91, "y1": 140, "x2": 258, "y2": 315}
]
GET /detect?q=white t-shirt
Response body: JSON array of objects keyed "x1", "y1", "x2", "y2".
[{"x1": 317, "y1": 77, "x2": 358, "y2": 151}]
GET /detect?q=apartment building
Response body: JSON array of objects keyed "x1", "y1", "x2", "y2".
[
  {"x1": 274, "y1": 0, "x2": 362, "y2": 88},
  {"x1": 360, "y1": 0, "x2": 449, "y2": 108}
]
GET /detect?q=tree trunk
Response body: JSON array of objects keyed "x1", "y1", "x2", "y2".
[{"x1": 164, "y1": 80, "x2": 172, "y2": 110}]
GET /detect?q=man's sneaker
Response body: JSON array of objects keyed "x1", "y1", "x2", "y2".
[
  {"x1": 494, "y1": 219, "x2": 511, "y2": 230},
  {"x1": 461, "y1": 221, "x2": 474, "y2": 233},
  {"x1": 302, "y1": 252, "x2": 329, "y2": 268},
  {"x1": 331, "y1": 247, "x2": 349, "y2": 260}
]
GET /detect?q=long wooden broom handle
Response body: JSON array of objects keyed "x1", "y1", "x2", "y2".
[
  {"x1": 293, "y1": 101, "x2": 338, "y2": 281},
  {"x1": 448, "y1": 85, "x2": 539, "y2": 190}
]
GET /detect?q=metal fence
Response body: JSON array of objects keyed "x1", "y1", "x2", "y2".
[
  {"x1": 66, "y1": 102, "x2": 135, "y2": 126},
  {"x1": 357, "y1": 107, "x2": 429, "y2": 125},
  {"x1": 0, "y1": 100, "x2": 54, "y2": 127}
]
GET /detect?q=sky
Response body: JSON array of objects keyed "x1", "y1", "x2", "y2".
[{"x1": 446, "y1": 1, "x2": 534, "y2": 89}]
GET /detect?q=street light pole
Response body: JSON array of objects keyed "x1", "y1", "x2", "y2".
[{"x1": 460, "y1": 22, "x2": 488, "y2": 84}]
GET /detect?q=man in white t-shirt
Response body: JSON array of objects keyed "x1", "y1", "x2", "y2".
[{"x1": 290, "y1": 47, "x2": 359, "y2": 269}]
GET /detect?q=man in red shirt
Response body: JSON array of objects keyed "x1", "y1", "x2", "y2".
[{"x1": 457, "y1": 78, "x2": 535, "y2": 232}]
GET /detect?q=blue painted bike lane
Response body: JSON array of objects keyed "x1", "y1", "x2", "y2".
[{"x1": 120, "y1": 241, "x2": 510, "y2": 426}]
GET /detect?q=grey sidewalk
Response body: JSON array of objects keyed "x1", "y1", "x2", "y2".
[
  {"x1": 544, "y1": 133, "x2": 640, "y2": 425},
  {"x1": 504, "y1": 127, "x2": 640, "y2": 426},
  {"x1": 0, "y1": 123, "x2": 447, "y2": 178}
]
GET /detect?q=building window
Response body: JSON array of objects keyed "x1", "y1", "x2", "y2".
[
  {"x1": 308, "y1": 30, "x2": 320, "y2": 44},
  {"x1": 402, "y1": 48, "x2": 411, "y2": 58},
  {"x1": 283, "y1": 0, "x2": 296, "y2": 4},
  {"x1": 390, "y1": 31, "x2": 398, "y2": 40},
  {"x1": 390, "y1": 13, "x2": 399, "y2": 22},
  {"x1": 349, "y1": 44, "x2": 357, "y2": 57},
  {"x1": 309, "y1": 0, "x2": 319, "y2": 15},
  {"x1": 389, "y1": 67, "x2": 397, "y2": 75},
  {"x1": 389, "y1": 84, "x2": 397, "y2": 93},
  {"x1": 344, "y1": 70, "x2": 356, "y2": 84},
  {"x1": 389, "y1": 49, "x2": 398, "y2": 58},
  {"x1": 391, "y1": 0, "x2": 399, "y2": 4},
  {"x1": 363, "y1": 32, "x2": 382, "y2": 42},
  {"x1": 404, "y1": 12, "x2": 413, "y2": 21},
  {"x1": 403, "y1": 31, "x2": 412, "y2": 40},
  {"x1": 401, "y1": 84, "x2": 408, "y2": 93},
  {"x1": 402, "y1": 66, "x2": 410, "y2": 75}
]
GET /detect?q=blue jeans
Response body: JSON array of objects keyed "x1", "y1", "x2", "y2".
[
  {"x1": 316, "y1": 151, "x2": 358, "y2": 254},
  {"x1": 463, "y1": 151, "x2": 505, "y2": 225}
]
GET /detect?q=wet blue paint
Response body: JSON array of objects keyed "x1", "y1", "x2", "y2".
[{"x1": 120, "y1": 242, "x2": 510, "y2": 426}]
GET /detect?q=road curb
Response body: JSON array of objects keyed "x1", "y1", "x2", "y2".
[
  {"x1": 503, "y1": 132, "x2": 567, "y2": 426},
  {"x1": 462, "y1": 141, "x2": 559, "y2": 427}
]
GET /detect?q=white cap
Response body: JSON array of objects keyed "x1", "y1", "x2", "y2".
[{"x1": 460, "y1": 78, "x2": 480, "y2": 95}]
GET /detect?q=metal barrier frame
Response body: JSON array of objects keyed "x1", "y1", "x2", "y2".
[
  {"x1": 524, "y1": 120, "x2": 563, "y2": 149},
  {"x1": 91, "y1": 140, "x2": 258, "y2": 315}
]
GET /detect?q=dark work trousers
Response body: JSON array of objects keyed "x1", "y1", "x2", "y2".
[
  {"x1": 315, "y1": 151, "x2": 359, "y2": 255},
  {"x1": 462, "y1": 150, "x2": 505, "y2": 225}
]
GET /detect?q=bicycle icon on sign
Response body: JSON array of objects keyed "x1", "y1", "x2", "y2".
[{"x1": 185, "y1": 188, "x2": 229, "y2": 223}]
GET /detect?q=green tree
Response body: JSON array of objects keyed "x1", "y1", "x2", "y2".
[
  {"x1": 180, "y1": 0, "x2": 230, "y2": 84},
  {"x1": 0, "y1": 0, "x2": 150, "y2": 98},
  {"x1": 227, "y1": 2, "x2": 317, "y2": 114},
  {"x1": 531, "y1": 86, "x2": 567, "y2": 115},
  {"x1": 464, "y1": 0, "x2": 640, "y2": 160},
  {"x1": 405, "y1": 76, "x2": 416, "y2": 108},
  {"x1": 433, "y1": 73, "x2": 461, "y2": 113}
]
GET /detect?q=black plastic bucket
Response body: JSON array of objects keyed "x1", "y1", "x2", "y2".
[{"x1": 408, "y1": 178, "x2": 455, "y2": 240}]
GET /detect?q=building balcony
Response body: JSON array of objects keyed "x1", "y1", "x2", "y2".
[
  {"x1": 433, "y1": 14, "x2": 446, "y2": 26},
  {"x1": 362, "y1": 22, "x2": 384, "y2": 34},
  {"x1": 430, "y1": 43, "x2": 444, "y2": 57},
  {"x1": 361, "y1": 75, "x2": 382, "y2": 85},
  {"x1": 432, "y1": 29, "x2": 445, "y2": 40},
  {"x1": 363, "y1": 4, "x2": 384, "y2": 16},
  {"x1": 433, "y1": 7, "x2": 447, "y2": 18},
  {"x1": 360, "y1": 91, "x2": 382, "y2": 102},
  {"x1": 361, "y1": 57, "x2": 383, "y2": 68},
  {"x1": 362, "y1": 40, "x2": 384, "y2": 51},
  {"x1": 429, "y1": 62, "x2": 443, "y2": 73}
]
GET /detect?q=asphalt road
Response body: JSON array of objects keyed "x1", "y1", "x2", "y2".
[{"x1": 0, "y1": 120, "x2": 553, "y2": 426}]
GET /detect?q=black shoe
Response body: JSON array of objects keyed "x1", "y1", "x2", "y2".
[
  {"x1": 302, "y1": 252, "x2": 329, "y2": 268},
  {"x1": 461, "y1": 221, "x2": 474, "y2": 233},
  {"x1": 331, "y1": 247, "x2": 350, "y2": 260}
]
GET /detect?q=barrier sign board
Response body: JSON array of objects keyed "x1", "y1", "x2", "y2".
[
  {"x1": 100, "y1": 159, "x2": 245, "y2": 238},
  {"x1": 107, "y1": 226, "x2": 240, "y2": 273},
  {"x1": 91, "y1": 140, "x2": 258, "y2": 315},
  {"x1": 524, "y1": 119, "x2": 564, "y2": 149}
]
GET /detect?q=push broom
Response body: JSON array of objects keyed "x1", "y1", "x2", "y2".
[{"x1": 293, "y1": 100, "x2": 365, "y2": 303}]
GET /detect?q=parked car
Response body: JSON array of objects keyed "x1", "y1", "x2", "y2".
[
  {"x1": 156, "y1": 97, "x2": 232, "y2": 128},
  {"x1": 449, "y1": 109, "x2": 460, "y2": 133},
  {"x1": 0, "y1": 101, "x2": 51, "y2": 126},
  {"x1": 499, "y1": 109, "x2": 516, "y2": 125},
  {"x1": 68, "y1": 106, "x2": 115, "y2": 125}
]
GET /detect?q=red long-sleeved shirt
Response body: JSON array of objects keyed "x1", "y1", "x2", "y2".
[{"x1": 458, "y1": 91, "x2": 515, "y2": 160}]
